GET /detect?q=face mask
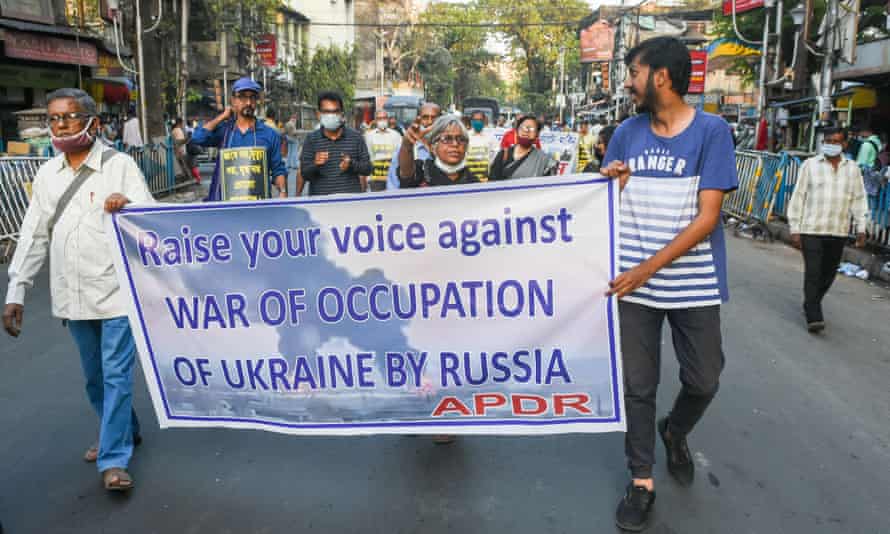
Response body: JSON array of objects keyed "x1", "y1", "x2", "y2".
[
  {"x1": 51, "y1": 117, "x2": 96, "y2": 153},
  {"x1": 470, "y1": 119, "x2": 484, "y2": 133},
  {"x1": 320, "y1": 113, "x2": 343, "y2": 131},
  {"x1": 434, "y1": 157, "x2": 467, "y2": 175},
  {"x1": 376, "y1": 120, "x2": 388, "y2": 130},
  {"x1": 821, "y1": 143, "x2": 843, "y2": 158},
  {"x1": 517, "y1": 137, "x2": 534, "y2": 148}
]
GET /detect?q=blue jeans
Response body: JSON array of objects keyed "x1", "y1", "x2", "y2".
[{"x1": 67, "y1": 316, "x2": 140, "y2": 472}]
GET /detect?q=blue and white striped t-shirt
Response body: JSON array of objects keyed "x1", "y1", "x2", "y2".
[{"x1": 603, "y1": 112, "x2": 738, "y2": 309}]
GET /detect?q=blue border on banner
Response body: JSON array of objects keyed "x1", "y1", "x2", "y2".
[{"x1": 112, "y1": 176, "x2": 622, "y2": 429}]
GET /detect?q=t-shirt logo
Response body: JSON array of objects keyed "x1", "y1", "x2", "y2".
[{"x1": 627, "y1": 147, "x2": 688, "y2": 176}]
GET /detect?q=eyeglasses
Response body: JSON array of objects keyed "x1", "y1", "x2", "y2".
[
  {"x1": 518, "y1": 125, "x2": 537, "y2": 133},
  {"x1": 234, "y1": 93, "x2": 259, "y2": 101},
  {"x1": 436, "y1": 135, "x2": 469, "y2": 146},
  {"x1": 47, "y1": 112, "x2": 92, "y2": 124}
]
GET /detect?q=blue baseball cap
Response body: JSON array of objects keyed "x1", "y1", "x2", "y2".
[{"x1": 232, "y1": 77, "x2": 262, "y2": 94}]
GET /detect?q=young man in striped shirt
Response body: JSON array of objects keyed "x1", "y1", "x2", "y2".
[
  {"x1": 787, "y1": 127, "x2": 868, "y2": 333},
  {"x1": 600, "y1": 37, "x2": 738, "y2": 531}
]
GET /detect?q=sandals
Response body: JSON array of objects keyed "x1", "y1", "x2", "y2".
[
  {"x1": 102, "y1": 468, "x2": 134, "y2": 491},
  {"x1": 84, "y1": 433, "x2": 142, "y2": 463},
  {"x1": 84, "y1": 443, "x2": 99, "y2": 463}
]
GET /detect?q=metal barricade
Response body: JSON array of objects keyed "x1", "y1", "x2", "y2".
[
  {"x1": 731, "y1": 150, "x2": 890, "y2": 250},
  {"x1": 0, "y1": 157, "x2": 48, "y2": 260},
  {"x1": 126, "y1": 141, "x2": 178, "y2": 196}
]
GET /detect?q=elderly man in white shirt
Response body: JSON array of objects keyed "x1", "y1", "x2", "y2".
[
  {"x1": 3, "y1": 88, "x2": 153, "y2": 491},
  {"x1": 787, "y1": 126, "x2": 869, "y2": 333}
]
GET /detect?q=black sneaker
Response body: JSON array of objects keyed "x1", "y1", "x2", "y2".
[
  {"x1": 807, "y1": 320, "x2": 825, "y2": 333},
  {"x1": 658, "y1": 417, "x2": 694, "y2": 486},
  {"x1": 615, "y1": 483, "x2": 655, "y2": 532}
]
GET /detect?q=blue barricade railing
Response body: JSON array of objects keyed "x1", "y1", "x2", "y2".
[{"x1": 728, "y1": 150, "x2": 890, "y2": 250}]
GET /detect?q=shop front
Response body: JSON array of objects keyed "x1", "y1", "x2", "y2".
[{"x1": 0, "y1": 27, "x2": 98, "y2": 150}]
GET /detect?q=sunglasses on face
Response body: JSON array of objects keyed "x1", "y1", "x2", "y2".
[{"x1": 234, "y1": 93, "x2": 259, "y2": 102}]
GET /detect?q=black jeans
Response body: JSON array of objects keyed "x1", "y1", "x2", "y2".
[
  {"x1": 800, "y1": 235, "x2": 846, "y2": 323},
  {"x1": 620, "y1": 301, "x2": 725, "y2": 479}
]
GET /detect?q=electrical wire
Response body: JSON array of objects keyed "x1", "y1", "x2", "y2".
[
  {"x1": 113, "y1": 13, "x2": 139, "y2": 74},
  {"x1": 143, "y1": 0, "x2": 163, "y2": 34}
]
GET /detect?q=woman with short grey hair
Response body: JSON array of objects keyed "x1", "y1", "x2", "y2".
[{"x1": 397, "y1": 113, "x2": 477, "y2": 187}]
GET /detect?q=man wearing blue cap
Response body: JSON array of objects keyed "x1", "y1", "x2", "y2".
[{"x1": 191, "y1": 77, "x2": 287, "y2": 200}]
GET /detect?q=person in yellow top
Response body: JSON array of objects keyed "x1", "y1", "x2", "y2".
[
  {"x1": 364, "y1": 110, "x2": 402, "y2": 191},
  {"x1": 466, "y1": 110, "x2": 498, "y2": 182}
]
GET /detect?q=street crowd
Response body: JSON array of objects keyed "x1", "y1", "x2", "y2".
[{"x1": 1, "y1": 35, "x2": 873, "y2": 533}]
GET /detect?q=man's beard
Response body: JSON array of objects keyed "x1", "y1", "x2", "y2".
[
  {"x1": 632, "y1": 74, "x2": 658, "y2": 114},
  {"x1": 240, "y1": 107, "x2": 255, "y2": 118}
]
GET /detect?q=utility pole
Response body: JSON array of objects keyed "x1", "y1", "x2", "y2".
[
  {"x1": 613, "y1": 1, "x2": 630, "y2": 121},
  {"x1": 179, "y1": 0, "x2": 189, "y2": 121},
  {"x1": 792, "y1": 0, "x2": 813, "y2": 91},
  {"x1": 135, "y1": 0, "x2": 148, "y2": 143},
  {"x1": 756, "y1": 0, "x2": 773, "y2": 146},
  {"x1": 818, "y1": 0, "x2": 839, "y2": 122}
]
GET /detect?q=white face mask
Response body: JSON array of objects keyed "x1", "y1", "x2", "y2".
[
  {"x1": 320, "y1": 113, "x2": 343, "y2": 131},
  {"x1": 434, "y1": 157, "x2": 467, "y2": 175},
  {"x1": 821, "y1": 143, "x2": 843, "y2": 158},
  {"x1": 376, "y1": 120, "x2": 388, "y2": 130}
]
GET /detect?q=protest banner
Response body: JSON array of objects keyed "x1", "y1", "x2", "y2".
[
  {"x1": 539, "y1": 132, "x2": 580, "y2": 175},
  {"x1": 109, "y1": 176, "x2": 624, "y2": 435},
  {"x1": 219, "y1": 147, "x2": 269, "y2": 200}
]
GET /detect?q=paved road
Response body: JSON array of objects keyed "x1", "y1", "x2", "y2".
[{"x1": 1, "y1": 233, "x2": 888, "y2": 533}]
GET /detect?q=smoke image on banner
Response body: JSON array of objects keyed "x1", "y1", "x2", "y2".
[{"x1": 108, "y1": 176, "x2": 624, "y2": 435}]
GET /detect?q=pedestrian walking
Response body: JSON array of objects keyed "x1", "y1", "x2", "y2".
[
  {"x1": 787, "y1": 127, "x2": 868, "y2": 333},
  {"x1": 300, "y1": 91, "x2": 372, "y2": 195},
  {"x1": 386, "y1": 102, "x2": 441, "y2": 190},
  {"x1": 583, "y1": 125, "x2": 616, "y2": 173},
  {"x1": 190, "y1": 77, "x2": 287, "y2": 200},
  {"x1": 121, "y1": 107, "x2": 143, "y2": 150},
  {"x1": 489, "y1": 115, "x2": 556, "y2": 180},
  {"x1": 284, "y1": 115, "x2": 303, "y2": 196},
  {"x1": 3, "y1": 88, "x2": 154, "y2": 491},
  {"x1": 599, "y1": 37, "x2": 739, "y2": 532},
  {"x1": 170, "y1": 117, "x2": 191, "y2": 180}
]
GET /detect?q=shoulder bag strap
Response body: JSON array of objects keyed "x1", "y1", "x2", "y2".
[{"x1": 48, "y1": 148, "x2": 118, "y2": 240}]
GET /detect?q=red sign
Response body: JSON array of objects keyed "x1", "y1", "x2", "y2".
[
  {"x1": 580, "y1": 20, "x2": 616, "y2": 63},
  {"x1": 256, "y1": 34, "x2": 277, "y2": 68},
  {"x1": 4, "y1": 30, "x2": 98, "y2": 67},
  {"x1": 688, "y1": 50, "x2": 708, "y2": 94},
  {"x1": 722, "y1": 0, "x2": 764, "y2": 16}
]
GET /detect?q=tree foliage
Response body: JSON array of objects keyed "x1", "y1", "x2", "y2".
[
  {"x1": 291, "y1": 45, "x2": 358, "y2": 109},
  {"x1": 482, "y1": 0, "x2": 589, "y2": 114},
  {"x1": 414, "y1": 2, "x2": 497, "y2": 107}
]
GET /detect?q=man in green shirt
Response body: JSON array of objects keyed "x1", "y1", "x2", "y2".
[{"x1": 855, "y1": 126, "x2": 881, "y2": 169}]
